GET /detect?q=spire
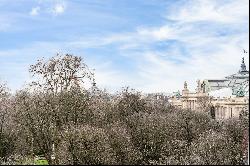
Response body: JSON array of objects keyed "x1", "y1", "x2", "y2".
[{"x1": 240, "y1": 57, "x2": 247, "y2": 72}]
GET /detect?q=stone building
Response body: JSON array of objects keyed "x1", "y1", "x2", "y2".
[
  {"x1": 170, "y1": 81, "x2": 248, "y2": 119},
  {"x1": 169, "y1": 58, "x2": 249, "y2": 120}
]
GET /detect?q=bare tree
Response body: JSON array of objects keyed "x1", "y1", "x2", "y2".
[
  {"x1": 196, "y1": 96, "x2": 212, "y2": 113},
  {"x1": 29, "y1": 53, "x2": 95, "y2": 94},
  {"x1": 0, "y1": 82, "x2": 15, "y2": 161},
  {"x1": 12, "y1": 53, "x2": 97, "y2": 164}
]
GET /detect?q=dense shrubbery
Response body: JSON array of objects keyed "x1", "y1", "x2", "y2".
[{"x1": 0, "y1": 54, "x2": 248, "y2": 165}]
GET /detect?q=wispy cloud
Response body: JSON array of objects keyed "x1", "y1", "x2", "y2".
[
  {"x1": 167, "y1": 0, "x2": 249, "y2": 24},
  {"x1": 0, "y1": 0, "x2": 249, "y2": 93},
  {"x1": 29, "y1": 1, "x2": 66, "y2": 17},
  {"x1": 76, "y1": 0, "x2": 249, "y2": 93},
  {"x1": 30, "y1": 6, "x2": 40, "y2": 16},
  {"x1": 0, "y1": 17, "x2": 10, "y2": 31}
]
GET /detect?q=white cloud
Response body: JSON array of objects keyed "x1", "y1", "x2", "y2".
[
  {"x1": 137, "y1": 25, "x2": 176, "y2": 41},
  {"x1": 29, "y1": 1, "x2": 67, "y2": 17},
  {"x1": 167, "y1": 0, "x2": 249, "y2": 24},
  {"x1": 51, "y1": 2, "x2": 66, "y2": 15},
  {"x1": 135, "y1": 44, "x2": 249, "y2": 93},
  {"x1": 30, "y1": 6, "x2": 40, "y2": 16}
]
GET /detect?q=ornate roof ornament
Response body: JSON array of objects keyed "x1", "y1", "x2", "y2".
[{"x1": 240, "y1": 57, "x2": 247, "y2": 72}]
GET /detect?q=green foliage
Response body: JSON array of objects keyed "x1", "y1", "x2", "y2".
[{"x1": 34, "y1": 159, "x2": 49, "y2": 165}]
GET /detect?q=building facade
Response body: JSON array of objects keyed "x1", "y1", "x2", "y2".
[
  {"x1": 169, "y1": 58, "x2": 249, "y2": 120},
  {"x1": 170, "y1": 81, "x2": 248, "y2": 119}
]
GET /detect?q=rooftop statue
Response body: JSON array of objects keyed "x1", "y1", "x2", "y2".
[{"x1": 184, "y1": 81, "x2": 188, "y2": 90}]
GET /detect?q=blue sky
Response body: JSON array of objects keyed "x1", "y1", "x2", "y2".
[{"x1": 0, "y1": 0, "x2": 249, "y2": 93}]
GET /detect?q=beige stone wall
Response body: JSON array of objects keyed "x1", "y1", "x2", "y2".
[{"x1": 212, "y1": 97, "x2": 248, "y2": 119}]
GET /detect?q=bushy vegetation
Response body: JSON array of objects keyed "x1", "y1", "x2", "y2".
[{"x1": 0, "y1": 54, "x2": 248, "y2": 165}]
